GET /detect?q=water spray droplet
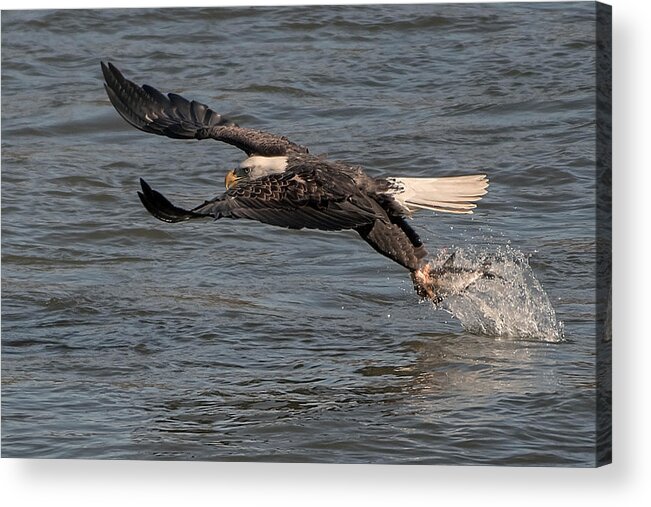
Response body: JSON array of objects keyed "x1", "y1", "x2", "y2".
[{"x1": 431, "y1": 246, "x2": 564, "y2": 342}]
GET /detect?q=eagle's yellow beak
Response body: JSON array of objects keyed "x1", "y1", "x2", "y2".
[{"x1": 224, "y1": 170, "x2": 240, "y2": 190}]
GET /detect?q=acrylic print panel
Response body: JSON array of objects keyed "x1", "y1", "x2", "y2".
[{"x1": 1, "y1": 2, "x2": 611, "y2": 466}]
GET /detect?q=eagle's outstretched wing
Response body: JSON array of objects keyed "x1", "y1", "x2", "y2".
[
  {"x1": 101, "y1": 62, "x2": 308, "y2": 156},
  {"x1": 138, "y1": 168, "x2": 381, "y2": 232}
]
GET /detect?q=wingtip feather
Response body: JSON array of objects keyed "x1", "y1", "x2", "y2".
[{"x1": 137, "y1": 178, "x2": 207, "y2": 223}]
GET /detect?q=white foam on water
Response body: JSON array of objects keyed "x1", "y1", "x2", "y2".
[{"x1": 428, "y1": 246, "x2": 564, "y2": 342}]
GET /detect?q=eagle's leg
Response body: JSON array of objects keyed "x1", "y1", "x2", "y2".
[{"x1": 410, "y1": 264, "x2": 444, "y2": 305}]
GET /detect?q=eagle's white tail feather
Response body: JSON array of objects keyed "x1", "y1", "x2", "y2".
[{"x1": 387, "y1": 174, "x2": 489, "y2": 214}]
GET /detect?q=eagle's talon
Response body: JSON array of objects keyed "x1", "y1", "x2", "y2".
[{"x1": 411, "y1": 264, "x2": 443, "y2": 302}]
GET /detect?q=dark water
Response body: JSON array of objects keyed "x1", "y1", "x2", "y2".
[{"x1": 2, "y1": 3, "x2": 603, "y2": 465}]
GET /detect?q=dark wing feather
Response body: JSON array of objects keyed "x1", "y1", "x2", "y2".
[
  {"x1": 137, "y1": 179, "x2": 208, "y2": 223},
  {"x1": 101, "y1": 62, "x2": 230, "y2": 139},
  {"x1": 101, "y1": 62, "x2": 308, "y2": 156},
  {"x1": 198, "y1": 169, "x2": 380, "y2": 231},
  {"x1": 138, "y1": 167, "x2": 380, "y2": 231},
  {"x1": 137, "y1": 176, "x2": 430, "y2": 271},
  {"x1": 355, "y1": 217, "x2": 428, "y2": 271}
]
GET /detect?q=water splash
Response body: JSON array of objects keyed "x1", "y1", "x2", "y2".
[{"x1": 428, "y1": 246, "x2": 564, "y2": 342}]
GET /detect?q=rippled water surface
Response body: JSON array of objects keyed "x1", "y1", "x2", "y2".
[{"x1": 2, "y1": 3, "x2": 604, "y2": 465}]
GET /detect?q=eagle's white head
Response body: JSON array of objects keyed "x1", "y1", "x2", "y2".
[{"x1": 224, "y1": 156, "x2": 288, "y2": 189}]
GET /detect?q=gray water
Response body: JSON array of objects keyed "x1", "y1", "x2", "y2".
[{"x1": 2, "y1": 3, "x2": 604, "y2": 465}]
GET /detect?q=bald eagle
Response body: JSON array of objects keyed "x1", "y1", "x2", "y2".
[{"x1": 101, "y1": 62, "x2": 489, "y2": 301}]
